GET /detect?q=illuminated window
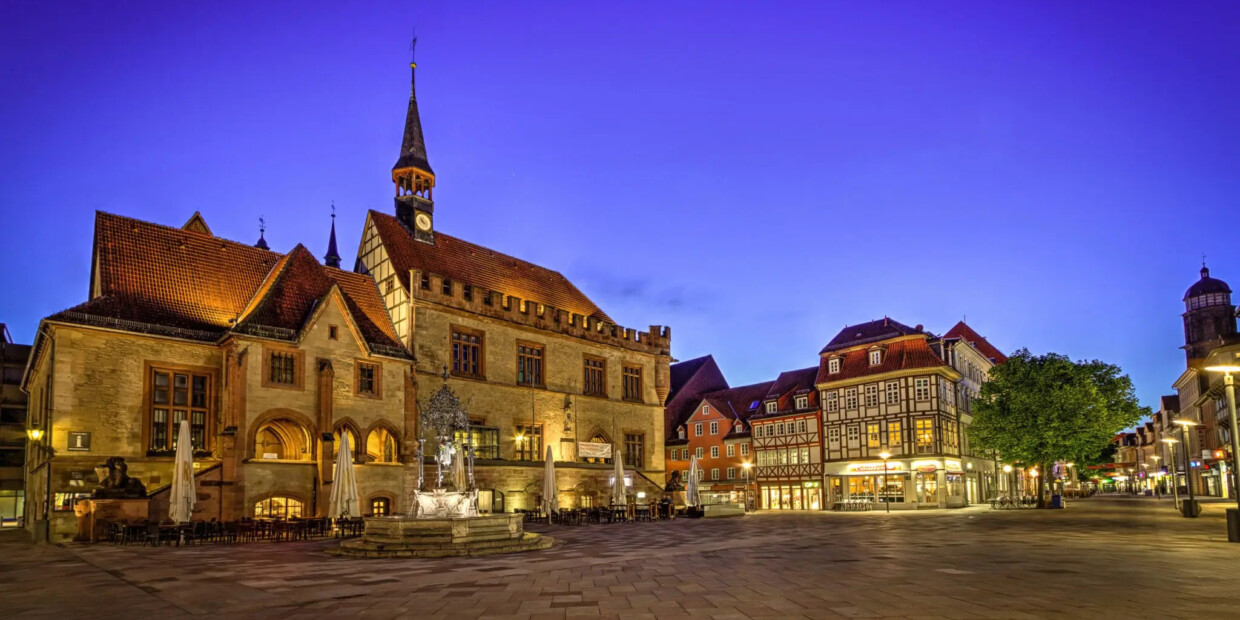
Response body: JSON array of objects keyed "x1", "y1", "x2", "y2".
[
  {"x1": 915, "y1": 418, "x2": 934, "y2": 453},
  {"x1": 867, "y1": 423, "x2": 881, "y2": 448},
  {"x1": 254, "y1": 496, "x2": 303, "y2": 519},
  {"x1": 888, "y1": 421, "x2": 902, "y2": 446},
  {"x1": 515, "y1": 424, "x2": 542, "y2": 461},
  {"x1": 370, "y1": 497, "x2": 391, "y2": 516},
  {"x1": 365, "y1": 427, "x2": 398, "y2": 463}
]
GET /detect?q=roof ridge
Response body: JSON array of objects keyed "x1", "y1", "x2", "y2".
[{"x1": 97, "y1": 210, "x2": 280, "y2": 257}]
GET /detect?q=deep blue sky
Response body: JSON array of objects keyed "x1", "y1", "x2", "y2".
[{"x1": 3, "y1": 2, "x2": 1238, "y2": 413}]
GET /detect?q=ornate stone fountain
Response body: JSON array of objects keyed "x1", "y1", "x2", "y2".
[{"x1": 333, "y1": 372, "x2": 551, "y2": 558}]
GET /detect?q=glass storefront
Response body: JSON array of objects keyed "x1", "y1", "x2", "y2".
[{"x1": 760, "y1": 484, "x2": 822, "y2": 510}]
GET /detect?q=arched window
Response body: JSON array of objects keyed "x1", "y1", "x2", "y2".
[
  {"x1": 254, "y1": 496, "x2": 303, "y2": 519},
  {"x1": 370, "y1": 497, "x2": 391, "y2": 516},
  {"x1": 366, "y1": 426, "x2": 399, "y2": 463},
  {"x1": 333, "y1": 426, "x2": 358, "y2": 459},
  {"x1": 254, "y1": 418, "x2": 312, "y2": 460}
]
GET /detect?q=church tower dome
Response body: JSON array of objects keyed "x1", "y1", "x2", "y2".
[
  {"x1": 392, "y1": 38, "x2": 436, "y2": 245},
  {"x1": 1182, "y1": 263, "x2": 1237, "y2": 362}
]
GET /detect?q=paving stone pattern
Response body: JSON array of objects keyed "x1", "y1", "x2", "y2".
[{"x1": 3, "y1": 497, "x2": 1240, "y2": 619}]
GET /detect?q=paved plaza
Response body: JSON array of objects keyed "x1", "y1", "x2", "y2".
[{"x1": 3, "y1": 497, "x2": 1240, "y2": 619}]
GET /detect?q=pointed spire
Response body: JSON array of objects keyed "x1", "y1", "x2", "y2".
[
  {"x1": 393, "y1": 53, "x2": 433, "y2": 177},
  {"x1": 324, "y1": 204, "x2": 341, "y2": 269},
  {"x1": 255, "y1": 216, "x2": 270, "y2": 250}
]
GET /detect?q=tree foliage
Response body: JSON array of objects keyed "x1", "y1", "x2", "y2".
[{"x1": 967, "y1": 349, "x2": 1147, "y2": 472}]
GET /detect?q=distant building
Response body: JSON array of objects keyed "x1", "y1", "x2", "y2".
[
  {"x1": 668, "y1": 382, "x2": 771, "y2": 506},
  {"x1": 1, "y1": 325, "x2": 30, "y2": 526},
  {"x1": 750, "y1": 367, "x2": 822, "y2": 510},
  {"x1": 817, "y1": 318, "x2": 998, "y2": 509}
]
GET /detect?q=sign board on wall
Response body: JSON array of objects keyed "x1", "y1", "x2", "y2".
[
  {"x1": 578, "y1": 442, "x2": 612, "y2": 459},
  {"x1": 67, "y1": 431, "x2": 91, "y2": 452}
]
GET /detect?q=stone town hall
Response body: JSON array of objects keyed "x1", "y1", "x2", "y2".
[{"x1": 22, "y1": 56, "x2": 672, "y2": 541}]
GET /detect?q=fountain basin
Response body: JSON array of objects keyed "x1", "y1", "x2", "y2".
[{"x1": 330, "y1": 513, "x2": 552, "y2": 559}]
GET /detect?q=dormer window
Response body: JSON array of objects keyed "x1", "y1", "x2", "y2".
[
  {"x1": 678, "y1": 427, "x2": 685, "y2": 439},
  {"x1": 869, "y1": 349, "x2": 882, "y2": 366},
  {"x1": 795, "y1": 395, "x2": 808, "y2": 410},
  {"x1": 828, "y1": 357, "x2": 841, "y2": 374},
  {"x1": 765, "y1": 401, "x2": 777, "y2": 414}
]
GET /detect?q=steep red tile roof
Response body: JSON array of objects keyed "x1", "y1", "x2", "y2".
[
  {"x1": 749, "y1": 366, "x2": 819, "y2": 419},
  {"x1": 943, "y1": 321, "x2": 1008, "y2": 363},
  {"x1": 664, "y1": 355, "x2": 730, "y2": 439},
  {"x1": 816, "y1": 337, "x2": 949, "y2": 384},
  {"x1": 369, "y1": 210, "x2": 611, "y2": 321},
  {"x1": 50, "y1": 212, "x2": 405, "y2": 355},
  {"x1": 821, "y1": 318, "x2": 925, "y2": 354},
  {"x1": 700, "y1": 381, "x2": 776, "y2": 424}
]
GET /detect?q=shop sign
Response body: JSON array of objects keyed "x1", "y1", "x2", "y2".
[
  {"x1": 944, "y1": 459, "x2": 962, "y2": 471},
  {"x1": 912, "y1": 459, "x2": 941, "y2": 473},
  {"x1": 846, "y1": 462, "x2": 905, "y2": 474},
  {"x1": 802, "y1": 481, "x2": 821, "y2": 488}
]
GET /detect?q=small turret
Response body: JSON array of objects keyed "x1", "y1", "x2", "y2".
[
  {"x1": 255, "y1": 216, "x2": 270, "y2": 250},
  {"x1": 324, "y1": 208, "x2": 341, "y2": 269}
]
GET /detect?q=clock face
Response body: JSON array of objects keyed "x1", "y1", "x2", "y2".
[{"x1": 415, "y1": 212, "x2": 432, "y2": 231}]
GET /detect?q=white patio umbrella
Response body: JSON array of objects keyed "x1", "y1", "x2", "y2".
[
  {"x1": 542, "y1": 445, "x2": 558, "y2": 517},
  {"x1": 329, "y1": 433, "x2": 360, "y2": 518},
  {"x1": 686, "y1": 455, "x2": 701, "y2": 507},
  {"x1": 611, "y1": 446, "x2": 627, "y2": 507},
  {"x1": 169, "y1": 419, "x2": 195, "y2": 523}
]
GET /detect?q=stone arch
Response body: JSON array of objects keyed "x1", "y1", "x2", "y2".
[
  {"x1": 582, "y1": 428, "x2": 614, "y2": 464},
  {"x1": 363, "y1": 419, "x2": 401, "y2": 464},
  {"x1": 249, "y1": 408, "x2": 317, "y2": 461},
  {"x1": 331, "y1": 417, "x2": 363, "y2": 462}
]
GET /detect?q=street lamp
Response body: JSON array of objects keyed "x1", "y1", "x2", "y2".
[
  {"x1": 1204, "y1": 344, "x2": 1240, "y2": 540},
  {"x1": 1173, "y1": 419, "x2": 1199, "y2": 518},
  {"x1": 1003, "y1": 464, "x2": 1013, "y2": 500},
  {"x1": 1162, "y1": 437, "x2": 1181, "y2": 513},
  {"x1": 879, "y1": 452, "x2": 891, "y2": 513},
  {"x1": 26, "y1": 428, "x2": 43, "y2": 442}
]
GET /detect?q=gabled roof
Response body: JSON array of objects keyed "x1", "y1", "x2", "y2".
[
  {"x1": 750, "y1": 366, "x2": 819, "y2": 419},
  {"x1": 943, "y1": 320, "x2": 1008, "y2": 364},
  {"x1": 369, "y1": 210, "x2": 611, "y2": 321},
  {"x1": 816, "y1": 337, "x2": 948, "y2": 384},
  {"x1": 48, "y1": 212, "x2": 406, "y2": 356},
  {"x1": 821, "y1": 318, "x2": 925, "y2": 354},
  {"x1": 664, "y1": 355, "x2": 730, "y2": 439},
  {"x1": 1160, "y1": 395, "x2": 1180, "y2": 413},
  {"x1": 699, "y1": 381, "x2": 776, "y2": 425}
]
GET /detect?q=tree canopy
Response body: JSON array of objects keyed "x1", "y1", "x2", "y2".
[{"x1": 967, "y1": 349, "x2": 1147, "y2": 474}]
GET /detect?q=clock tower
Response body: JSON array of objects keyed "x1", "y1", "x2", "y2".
[{"x1": 393, "y1": 54, "x2": 436, "y2": 245}]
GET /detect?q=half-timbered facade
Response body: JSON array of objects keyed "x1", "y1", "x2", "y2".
[
  {"x1": 942, "y1": 321, "x2": 1006, "y2": 502},
  {"x1": 817, "y1": 319, "x2": 966, "y2": 509},
  {"x1": 750, "y1": 367, "x2": 822, "y2": 510}
]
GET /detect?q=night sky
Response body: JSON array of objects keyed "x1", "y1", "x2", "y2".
[{"x1": 3, "y1": 2, "x2": 1238, "y2": 413}]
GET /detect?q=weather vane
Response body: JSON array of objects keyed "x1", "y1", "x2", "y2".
[
  {"x1": 410, "y1": 30, "x2": 418, "y2": 63},
  {"x1": 258, "y1": 215, "x2": 266, "y2": 234}
]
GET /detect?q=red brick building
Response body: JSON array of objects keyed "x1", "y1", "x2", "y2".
[{"x1": 667, "y1": 382, "x2": 771, "y2": 505}]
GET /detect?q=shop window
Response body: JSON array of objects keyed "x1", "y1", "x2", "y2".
[
  {"x1": 254, "y1": 496, "x2": 303, "y2": 519},
  {"x1": 370, "y1": 497, "x2": 391, "y2": 516},
  {"x1": 879, "y1": 476, "x2": 905, "y2": 503}
]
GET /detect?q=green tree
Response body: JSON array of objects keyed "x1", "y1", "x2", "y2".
[{"x1": 966, "y1": 349, "x2": 1147, "y2": 507}]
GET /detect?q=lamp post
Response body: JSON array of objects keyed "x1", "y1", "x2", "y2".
[
  {"x1": 1003, "y1": 464, "x2": 1013, "y2": 501},
  {"x1": 879, "y1": 452, "x2": 891, "y2": 513},
  {"x1": 1204, "y1": 345, "x2": 1240, "y2": 541},
  {"x1": 1162, "y1": 437, "x2": 1180, "y2": 511},
  {"x1": 1173, "y1": 419, "x2": 1198, "y2": 518},
  {"x1": 26, "y1": 427, "x2": 50, "y2": 542},
  {"x1": 1150, "y1": 455, "x2": 1161, "y2": 497}
]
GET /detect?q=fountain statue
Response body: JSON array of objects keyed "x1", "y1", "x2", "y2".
[
  {"x1": 409, "y1": 370, "x2": 479, "y2": 518},
  {"x1": 333, "y1": 369, "x2": 552, "y2": 558}
]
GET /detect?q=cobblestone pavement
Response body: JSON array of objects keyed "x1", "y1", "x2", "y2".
[{"x1": 3, "y1": 497, "x2": 1240, "y2": 619}]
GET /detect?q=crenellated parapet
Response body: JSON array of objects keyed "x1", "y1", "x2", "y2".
[{"x1": 409, "y1": 268, "x2": 671, "y2": 357}]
